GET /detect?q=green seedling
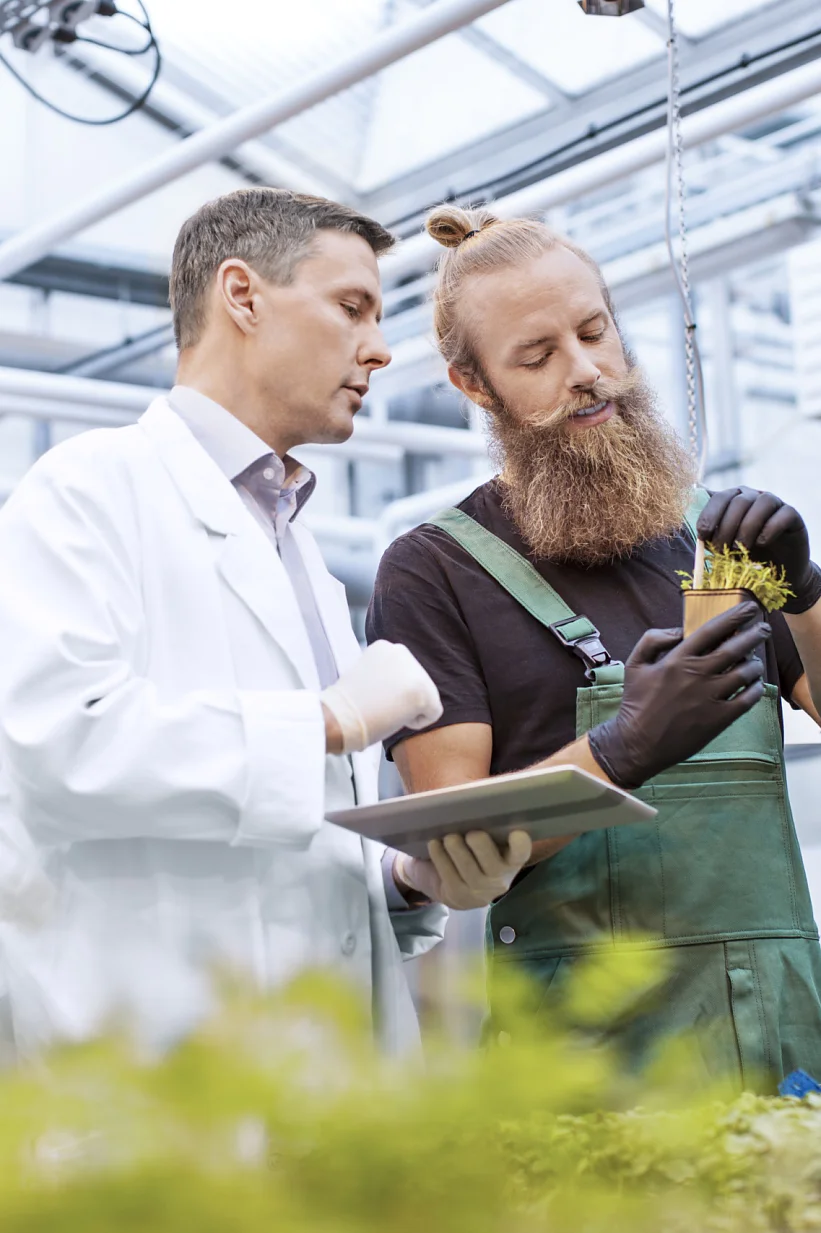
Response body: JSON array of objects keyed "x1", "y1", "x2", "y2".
[{"x1": 678, "y1": 542, "x2": 794, "y2": 613}]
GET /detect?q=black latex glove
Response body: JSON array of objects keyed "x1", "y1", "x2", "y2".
[
  {"x1": 588, "y1": 602, "x2": 769, "y2": 790},
  {"x1": 697, "y1": 486, "x2": 821, "y2": 615}
]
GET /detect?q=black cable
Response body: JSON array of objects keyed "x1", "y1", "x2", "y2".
[
  {"x1": 388, "y1": 22, "x2": 821, "y2": 233},
  {"x1": 0, "y1": 0, "x2": 160, "y2": 124},
  {"x1": 74, "y1": 5, "x2": 154, "y2": 55}
]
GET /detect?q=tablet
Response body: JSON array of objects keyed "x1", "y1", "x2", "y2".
[{"x1": 326, "y1": 763, "x2": 656, "y2": 860}]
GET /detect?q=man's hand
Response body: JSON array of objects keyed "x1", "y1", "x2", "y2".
[
  {"x1": 321, "y1": 641, "x2": 442, "y2": 754},
  {"x1": 697, "y1": 486, "x2": 821, "y2": 615},
  {"x1": 588, "y1": 602, "x2": 769, "y2": 790},
  {"x1": 394, "y1": 830, "x2": 532, "y2": 911}
]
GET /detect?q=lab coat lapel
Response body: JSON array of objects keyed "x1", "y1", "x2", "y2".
[
  {"x1": 289, "y1": 522, "x2": 379, "y2": 806},
  {"x1": 138, "y1": 397, "x2": 319, "y2": 691},
  {"x1": 216, "y1": 532, "x2": 320, "y2": 692}
]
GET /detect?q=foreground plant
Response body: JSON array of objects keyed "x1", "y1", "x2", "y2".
[{"x1": 0, "y1": 955, "x2": 818, "y2": 1232}]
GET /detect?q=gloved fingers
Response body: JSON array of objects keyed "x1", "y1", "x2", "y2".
[
  {"x1": 696, "y1": 486, "x2": 751, "y2": 544},
  {"x1": 720, "y1": 678, "x2": 766, "y2": 721},
  {"x1": 733, "y1": 492, "x2": 783, "y2": 552},
  {"x1": 427, "y1": 837, "x2": 467, "y2": 891},
  {"x1": 460, "y1": 831, "x2": 508, "y2": 878},
  {"x1": 404, "y1": 692, "x2": 444, "y2": 732},
  {"x1": 700, "y1": 621, "x2": 770, "y2": 674},
  {"x1": 680, "y1": 601, "x2": 760, "y2": 657},
  {"x1": 709, "y1": 491, "x2": 760, "y2": 551},
  {"x1": 752, "y1": 501, "x2": 799, "y2": 551},
  {"x1": 426, "y1": 839, "x2": 482, "y2": 909},
  {"x1": 442, "y1": 832, "x2": 497, "y2": 886},
  {"x1": 626, "y1": 627, "x2": 682, "y2": 667},
  {"x1": 713, "y1": 655, "x2": 766, "y2": 701},
  {"x1": 504, "y1": 829, "x2": 533, "y2": 871}
]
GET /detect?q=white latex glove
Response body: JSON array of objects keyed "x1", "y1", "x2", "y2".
[
  {"x1": 394, "y1": 830, "x2": 532, "y2": 911},
  {"x1": 320, "y1": 641, "x2": 443, "y2": 755}
]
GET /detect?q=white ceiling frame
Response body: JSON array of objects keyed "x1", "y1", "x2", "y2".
[
  {"x1": 67, "y1": 43, "x2": 346, "y2": 200},
  {"x1": 406, "y1": 0, "x2": 572, "y2": 106},
  {"x1": 363, "y1": 0, "x2": 815, "y2": 223},
  {"x1": 380, "y1": 56, "x2": 821, "y2": 282},
  {"x1": 0, "y1": 0, "x2": 518, "y2": 284}
]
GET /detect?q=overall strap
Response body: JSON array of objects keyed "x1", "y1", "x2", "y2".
[
  {"x1": 426, "y1": 507, "x2": 624, "y2": 685},
  {"x1": 684, "y1": 485, "x2": 710, "y2": 546}
]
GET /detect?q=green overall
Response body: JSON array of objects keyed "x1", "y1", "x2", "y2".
[{"x1": 428, "y1": 494, "x2": 821, "y2": 1088}]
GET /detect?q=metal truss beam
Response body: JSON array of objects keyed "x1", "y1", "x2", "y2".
[
  {"x1": 4, "y1": 245, "x2": 169, "y2": 307},
  {"x1": 364, "y1": 0, "x2": 821, "y2": 229},
  {"x1": 407, "y1": 0, "x2": 571, "y2": 105},
  {"x1": 58, "y1": 45, "x2": 346, "y2": 200},
  {"x1": 381, "y1": 55, "x2": 821, "y2": 283},
  {"x1": 0, "y1": 366, "x2": 489, "y2": 460},
  {"x1": 59, "y1": 323, "x2": 175, "y2": 380}
]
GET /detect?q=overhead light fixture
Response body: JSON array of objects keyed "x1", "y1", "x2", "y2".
[{"x1": 578, "y1": 0, "x2": 646, "y2": 14}]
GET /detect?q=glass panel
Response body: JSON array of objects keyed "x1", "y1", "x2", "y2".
[
  {"x1": 478, "y1": 0, "x2": 664, "y2": 94},
  {"x1": 358, "y1": 31, "x2": 547, "y2": 189},
  {"x1": 644, "y1": 0, "x2": 778, "y2": 38}
]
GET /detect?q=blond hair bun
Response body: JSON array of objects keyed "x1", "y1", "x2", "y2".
[{"x1": 425, "y1": 204, "x2": 500, "y2": 249}]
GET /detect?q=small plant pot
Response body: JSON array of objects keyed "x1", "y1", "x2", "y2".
[{"x1": 682, "y1": 588, "x2": 761, "y2": 638}]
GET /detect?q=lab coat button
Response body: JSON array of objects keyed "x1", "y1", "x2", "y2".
[
  {"x1": 263, "y1": 467, "x2": 276, "y2": 481},
  {"x1": 499, "y1": 926, "x2": 516, "y2": 945},
  {"x1": 341, "y1": 931, "x2": 357, "y2": 956}
]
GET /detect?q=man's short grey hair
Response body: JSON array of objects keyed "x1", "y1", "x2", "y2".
[{"x1": 169, "y1": 188, "x2": 395, "y2": 350}]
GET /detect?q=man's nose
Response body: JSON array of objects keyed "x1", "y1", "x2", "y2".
[
  {"x1": 362, "y1": 324, "x2": 392, "y2": 371},
  {"x1": 565, "y1": 341, "x2": 601, "y2": 392}
]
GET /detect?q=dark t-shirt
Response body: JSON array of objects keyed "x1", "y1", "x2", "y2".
[{"x1": 366, "y1": 480, "x2": 805, "y2": 774}]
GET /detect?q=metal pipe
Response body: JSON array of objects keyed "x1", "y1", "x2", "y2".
[
  {"x1": 376, "y1": 469, "x2": 494, "y2": 548},
  {"x1": 0, "y1": 0, "x2": 514, "y2": 283},
  {"x1": 0, "y1": 366, "x2": 490, "y2": 458},
  {"x1": 384, "y1": 58, "x2": 821, "y2": 282},
  {"x1": 69, "y1": 43, "x2": 343, "y2": 200}
]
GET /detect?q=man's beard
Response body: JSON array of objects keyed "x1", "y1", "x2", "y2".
[{"x1": 483, "y1": 366, "x2": 697, "y2": 566}]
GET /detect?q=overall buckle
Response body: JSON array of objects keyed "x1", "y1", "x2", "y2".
[{"x1": 549, "y1": 615, "x2": 621, "y2": 681}]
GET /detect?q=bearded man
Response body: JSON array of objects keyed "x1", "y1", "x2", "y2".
[{"x1": 367, "y1": 206, "x2": 821, "y2": 1089}]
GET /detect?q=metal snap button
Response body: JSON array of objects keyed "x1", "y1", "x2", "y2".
[
  {"x1": 340, "y1": 931, "x2": 357, "y2": 956},
  {"x1": 499, "y1": 926, "x2": 516, "y2": 945}
]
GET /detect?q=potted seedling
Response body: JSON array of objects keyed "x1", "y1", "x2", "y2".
[{"x1": 678, "y1": 540, "x2": 793, "y2": 636}]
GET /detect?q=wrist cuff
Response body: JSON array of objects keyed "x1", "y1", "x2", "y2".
[
  {"x1": 320, "y1": 684, "x2": 368, "y2": 754},
  {"x1": 784, "y1": 562, "x2": 821, "y2": 615},
  {"x1": 393, "y1": 852, "x2": 433, "y2": 908},
  {"x1": 587, "y1": 724, "x2": 640, "y2": 792}
]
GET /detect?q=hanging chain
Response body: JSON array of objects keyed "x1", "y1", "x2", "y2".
[{"x1": 665, "y1": 0, "x2": 706, "y2": 473}]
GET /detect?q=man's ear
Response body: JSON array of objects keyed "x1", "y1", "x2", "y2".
[
  {"x1": 216, "y1": 258, "x2": 258, "y2": 336},
  {"x1": 447, "y1": 364, "x2": 489, "y2": 408}
]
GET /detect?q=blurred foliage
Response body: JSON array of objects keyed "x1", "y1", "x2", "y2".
[
  {"x1": 678, "y1": 543, "x2": 794, "y2": 612},
  {"x1": 0, "y1": 949, "x2": 820, "y2": 1232}
]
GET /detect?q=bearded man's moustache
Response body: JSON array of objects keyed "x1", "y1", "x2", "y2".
[{"x1": 524, "y1": 369, "x2": 648, "y2": 431}]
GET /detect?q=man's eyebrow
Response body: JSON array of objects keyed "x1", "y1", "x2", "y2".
[{"x1": 511, "y1": 310, "x2": 606, "y2": 353}]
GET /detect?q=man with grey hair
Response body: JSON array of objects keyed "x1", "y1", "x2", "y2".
[{"x1": 0, "y1": 188, "x2": 536, "y2": 1057}]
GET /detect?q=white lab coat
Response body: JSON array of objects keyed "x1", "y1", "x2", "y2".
[{"x1": 0, "y1": 397, "x2": 446, "y2": 1057}]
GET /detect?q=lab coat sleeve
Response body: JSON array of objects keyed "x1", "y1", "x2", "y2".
[
  {"x1": 0, "y1": 449, "x2": 325, "y2": 850},
  {"x1": 390, "y1": 900, "x2": 448, "y2": 960}
]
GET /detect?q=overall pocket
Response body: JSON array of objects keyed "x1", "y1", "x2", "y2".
[{"x1": 616, "y1": 755, "x2": 802, "y2": 941}]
